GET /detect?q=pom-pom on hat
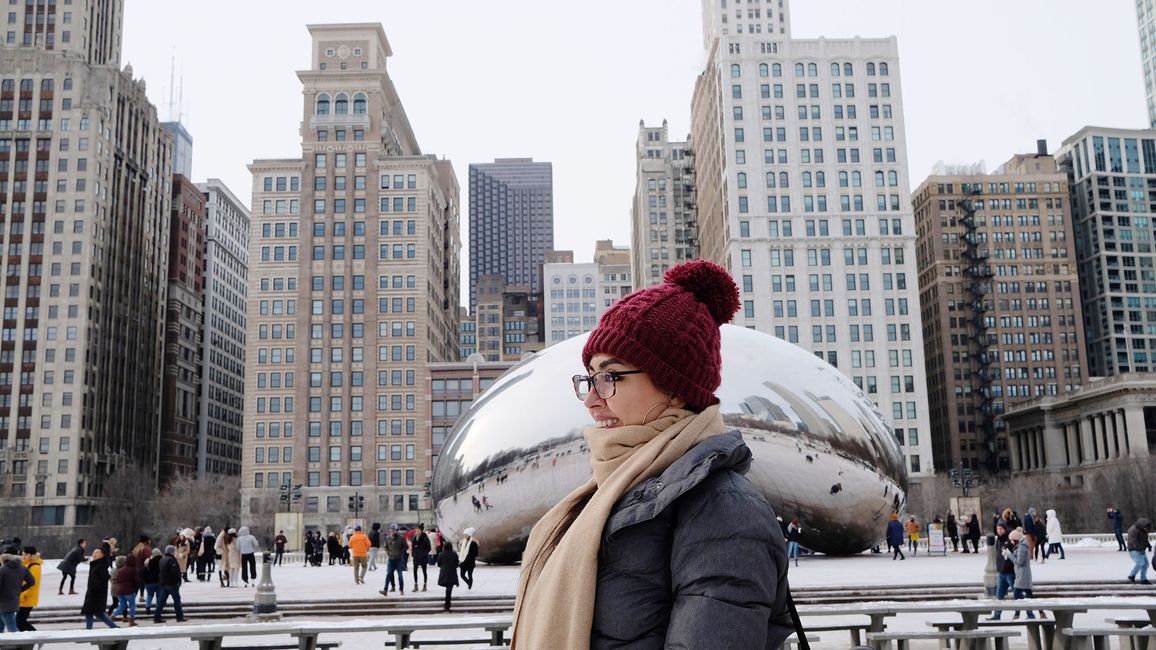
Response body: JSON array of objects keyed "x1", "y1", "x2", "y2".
[{"x1": 582, "y1": 259, "x2": 740, "y2": 411}]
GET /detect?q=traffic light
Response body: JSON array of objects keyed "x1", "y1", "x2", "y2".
[
  {"x1": 357, "y1": 495, "x2": 365, "y2": 509},
  {"x1": 347, "y1": 495, "x2": 356, "y2": 511}
]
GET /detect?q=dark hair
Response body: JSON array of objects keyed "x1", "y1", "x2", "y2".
[
  {"x1": 78, "y1": 538, "x2": 86, "y2": 545},
  {"x1": 22, "y1": 546, "x2": 36, "y2": 555}
]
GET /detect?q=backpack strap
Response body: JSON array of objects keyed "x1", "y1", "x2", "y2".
[{"x1": 786, "y1": 586, "x2": 810, "y2": 650}]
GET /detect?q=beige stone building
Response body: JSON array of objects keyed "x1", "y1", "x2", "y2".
[
  {"x1": 913, "y1": 147, "x2": 1086, "y2": 474},
  {"x1": 474, "y1": 275, "x2": 541, "y2": 362},
  {"x1": 1003, "y1": 374, "x2": 1156, "y2": 487},
  {"x1": 244, "y1": 24, "x2": 461, "y2": 529},
  {"x1": 631, "y1": 121, "x2": 697, "y2": 288}
]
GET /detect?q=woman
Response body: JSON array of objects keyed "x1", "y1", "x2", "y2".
[
  {"x1": 1008, "y1": 528, "x2": 1047, "y2": 620},
  {"x1": 886, "y1": 513, "x2": 906, "y2": 560},
  {"x1": 457, "y1": 528, "x2": 478, "y2": 590},
  {"x1": 905, "y1": 515, "x2": 920, "y2": 555},
  {"x1": 16, "y1": 546, "x2": 41, "y2": 631},
  {"x1": 81, "y1": 548, "x2": 118, "y2": 629},
  {"x1": 112, "y1": 554, "x2": 139, "y2": 626},
  {"x1": 511, "y1": 260, "x2": 794, "y2": 649},
  {"x1": 967, "y1": 513, "x2": 983, "y2": 553},
  {"x1": 56, "y1": 538, "x2": 86, "y2": 595},
  {"x1": 215, "y1": 528, "x2": 239, "y2": 587},
  {"x1": 140, "y1": 549, "x2": 162, "y2": 615},
  {"x1": 172, "y1": 528, "x2": 193, "y2": 581},
  {"x1": 786, "y1": 518, "x2": 803, "y2": 567},
  {"x1": 1045, "y1": 509, "x2": 1066, "y2": 559},
  {"x1": 436, "y1": 539, "x2": 459, "y2": 612}
]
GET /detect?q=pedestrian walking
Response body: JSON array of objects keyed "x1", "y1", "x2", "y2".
[
  {"x1": 235, "y1": 526, "x2": 259, "y2": 586},
  {"x1": 367, "y1": 523, "x2": 381, "y2": 572},
  {"x1": 986, "y1": 522, "x2": 1016, "y2": 620},
  {"x1": 153, "y1": 545, "x2": 187, "y2": 623},
  {"x1": 886, "y1": 513, "x2": 906, "y2": 560},
  {"x1": 348, "y1": 525, "x2": 371, "y2": 584},
  {"x1": 458, "y1": 528, "x2": 479, "y2": 589},
  {"x1": 56, "y1": 538, "x2": 86, "y2": 595},
  {"x1": 1127, "y1": 518, "x2": 1152, "y2": 584},
  {"x1": 0, "y1": 546, "x2": 34, "y2": 632},
  {"x1": 436, "y1": 540, "x2": 459, "y2": 612},
  {"x1": 197, "y1": 527, "x2": 216, "y2": 581},
  {"x1": 904, "y1": 515, "x2": 920, "y2": 555},
  {"x1": 967, "y1": 513, "x2": 982, "y2": 553},
  {"x1": 16, "y1": 546, "x2": 41, "y2": 631},
  {"x1": 215, "y1": 528, "x2": 239, "y2": 587},
  {"x1": 1023, "y1": 508, "x2": 1039, "y2": 561},
  {"x1": 141, "y1": 549, "x2": 162, "y2": 616},
  {"x1": 326, "y1": 532, "x2": 342, "y2": 567},
  {"x1": 81, "y1": 547, "x2": 118, "y2": 629},
  {"x1": 409, "y1": 524, "x2": 432, "y2": 591},
  {"x1": 1008, "y1": 528, "x2": 1046, "y2": 620},
  {"x1": 112, "y1": 553, "x2": 139, "y2": 626},
  {"x1": 274, "y1": 531, "x2": 287, "y2": 566},
  {"x1": 1109, "y1": 507, "x2": 1126, "y2": 552},
  {"x1": 380, "y1": 524, "x2": 407, "y2": 596},
  {"x1": 1045, "y1": 509, "x2": 1066, "y2": 559},
  {"x1": 509, "y1": 260, "x2": 794, "y2": 649}
]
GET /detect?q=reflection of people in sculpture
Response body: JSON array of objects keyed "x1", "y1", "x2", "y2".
[
  {"x1": 512, "y1": 260, "x2": 795, "y2": 649},
  {"x1": 470, "y1": 496, "x2": 481, "y2": 513}
]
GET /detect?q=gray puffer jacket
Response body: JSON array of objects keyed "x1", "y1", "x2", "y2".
[
  {"x1": 1011, "y1": 538, "x2": 1033, "y2": 590},
  {"x1": 591, "y1": 430, "x2": 794, "y2": 649}
]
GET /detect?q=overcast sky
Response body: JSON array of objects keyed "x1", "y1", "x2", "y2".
[{"x1": 122, "y1": 0, "x2": 1146, "y2": 292}]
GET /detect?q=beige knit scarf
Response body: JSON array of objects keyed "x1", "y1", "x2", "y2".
[{"x1": 511, "y1": 405, "x2": 728, "y2": 648}]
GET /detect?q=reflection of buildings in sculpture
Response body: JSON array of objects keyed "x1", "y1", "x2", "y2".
[
  {"x1": 1002, "y1": 373, "x2": 1156, "y2": 488},
  {"x1": 763, "y1": 381, "x2": 830, "y2": 437},
  {"x1": 737, "y1": 395, "x2": 792, "y2": 426}
]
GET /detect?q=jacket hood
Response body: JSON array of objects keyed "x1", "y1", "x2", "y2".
[
  {"x1": 238, "y1": 526, "x2": 250, "y2": 537},
  {"x1": 1045, "y1": 509, "x2": 1057, "y2": 518},
  {"x1": 203, "y1": 526, "x2": 214, "y2": 536},
  {"x1": 1138, "y1": 518, "x2": 1151, "y2": 530},
  {"x1": 1, "y1": 555, "x2": 21, "y2": 567}
]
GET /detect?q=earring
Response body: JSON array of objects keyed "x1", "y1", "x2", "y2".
[{"x1": 642, "y1": 401, "x2": 670, "y2": 423}]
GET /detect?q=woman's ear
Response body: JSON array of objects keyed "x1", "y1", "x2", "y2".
[{"x1": 670, "y1": 395, "x2": 686, "y2": 409}]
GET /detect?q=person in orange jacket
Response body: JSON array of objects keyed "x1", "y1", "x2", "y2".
[
  {"x1": 904, "y1": 515, "x2": 921, "y2": 555},
  {"x1": 348, "y1": 525, "x2": 372, "y2": 585}
]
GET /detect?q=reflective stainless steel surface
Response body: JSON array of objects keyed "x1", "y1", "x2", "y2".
[{"x1": 432, "y1": 325, "x2": 907, "y2": 563}]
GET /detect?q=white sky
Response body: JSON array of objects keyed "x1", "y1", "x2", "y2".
[{"x1": 122, "y1": 0, "x2": 1146, "y2": 298}]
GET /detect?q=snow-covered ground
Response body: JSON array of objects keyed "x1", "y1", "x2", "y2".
[{"x1": 20, "y1": 541, "x2": 1149, "y2": 648}]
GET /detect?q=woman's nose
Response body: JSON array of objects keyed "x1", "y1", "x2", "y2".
[{"x1": 583, "y1": 387, "x2": 603, "y2": 408}]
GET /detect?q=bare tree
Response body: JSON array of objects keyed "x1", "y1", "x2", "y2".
[
  {"x1": 152, "y1": 474, "x2": 242, "y2": 537},
  {"x1": 90, "y1": 462, "x2": 158, "y2": 547}
]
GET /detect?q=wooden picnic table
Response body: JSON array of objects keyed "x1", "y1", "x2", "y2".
[
  {"x1": 800, "y1": 597, "x2": 1156, "y2": 650},
  {"x1": 0, "y1": 615, "x2": 514, "y2": 650}
]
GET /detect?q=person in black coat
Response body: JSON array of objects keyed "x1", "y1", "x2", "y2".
[
  {"x1": 967, "y1": 513, "x2": 982, "y2": 552},
  {"x1": 436, "y1": 540, "x2": 459, "y2": 612},
  {"x1": 153, "y1": 545, "x2": 186, "y2": 623},
  {"x1": 410, "y1": 524, "x2": 432, "y2": 591},
  {"x1": 945, "y1": 513, "x2": 959, "y2": 552},
  {"x1": 56, "y1": 538, "x2": 86, "y2": 595},
  {"x1": 1109, "y1": 507, "x2": 1127, "y2": 551},
  {"x1": 81, "y1": 548, "x2": 118, "y2": 629}
]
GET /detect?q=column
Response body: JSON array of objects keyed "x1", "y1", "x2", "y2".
[
  {"x1": 1079, "y1": 416, "x2": 1094, "y2": 465},
  {"x1": 1124, "y1": 404, "x2": 1150, "y2": 459},
  {"x1": 1009, "y1": 430, "x2": 1022, "y2": 472}
]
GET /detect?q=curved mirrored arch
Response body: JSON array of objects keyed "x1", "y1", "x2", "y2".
[{"x1": 432, "y1": 325, "x2": 908, "y2": 563}]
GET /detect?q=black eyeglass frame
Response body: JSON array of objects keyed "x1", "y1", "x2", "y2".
[{"x1": 571, "y1": 369, "x2": 645, "y2": 401}]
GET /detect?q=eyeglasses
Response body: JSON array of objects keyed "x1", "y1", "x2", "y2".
[{"x1": 571, "y1": 370, "x2": 644, "y2": 401}]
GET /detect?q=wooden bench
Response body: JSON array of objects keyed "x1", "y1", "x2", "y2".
[
  {"x1": 783, "y1": 634, "x2": 821, "y2": 649},
  {"x1": 804, "y1": 621, "x2": 873, "y2": 645},
  {"x1": 928, "y1": 617, "x2": 1055, "y2": 650},
  {"x1": 224, "y1": 644, "x2": 340, "y2": 650},
  {"x1": 867, "y1": 628, "x2": 1020, "y2": 650},
  {"x1": 1063, "y1": 626, "x2": 1156, "y2": 650}
]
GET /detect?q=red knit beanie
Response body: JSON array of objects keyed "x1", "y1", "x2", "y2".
[{"x1": 582, "y1": 260, "x2": 740, "y2": 411}]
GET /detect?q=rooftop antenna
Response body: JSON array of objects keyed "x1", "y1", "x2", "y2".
[{"x1": 166, "y1": 48, "x2": 177, "y2": 122}]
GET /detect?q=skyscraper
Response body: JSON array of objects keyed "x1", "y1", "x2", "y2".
[
  {"x1": 1058, "y1": 127, "x2": 1156, "y2": 377},
  {"x1": 631, "y1": 121, "x2": 697, "y2": 288},
  {"x1": 196, "y1": 179, "x2": 248, "y2": 479},
  {"x1": 468, "y1": 158, "x2": 553, "y2": 312},
  {"x1": 0, "y1": 0, "x2": 171, "y2": 530},
  {"x1": 689, "y1": 0, "x2": 934, "y2": 474},
  {"x1": 1138, "y1": 0, "x2": 1156, "y2": 127},
  {"x1": 913, "y1": 147, "x2": 1086, "y2": 473},
  {"x1": 244, "y1": 24, "x2": 461, "y2": 525}
]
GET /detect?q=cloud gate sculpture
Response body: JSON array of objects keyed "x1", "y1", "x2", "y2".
[{"x1": 432, "y1": 325, "x2": 907, "y2": 563}]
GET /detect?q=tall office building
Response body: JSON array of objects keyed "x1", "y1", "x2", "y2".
[
  {"x1": 1058, "y1": 127, "x2": 1156, "y2": 377},
  {"x1": 913, "y1": 147, "x2": 1086, "y2": 473},
  {"x1": 468, "y1": 158, "x2": 553, "y2": 312},
  {"x1": 196, "y1": 179, "x2": 248, "y2": 478},
  {"x1": 159, "y1": 174, "x2": 206, "y2": 482},
  {"x1": 631, "y1": 121, "x2": 697, "y2": 288},
  {"x1": 689, "y1": 0, "x2": 934, "y2": 474},
  {"x1": 1139, "y1": 0, "x2": 1156, "y2": 127},
  {"x1": 473, "y1": 275, "x2": 541, "y2": 361},
  {"x1": 0, "y1": 0, "x2": 171, "y2": 530},
  {"x1": 244, "y1": 24, "x2": 461, "y2": 526}
]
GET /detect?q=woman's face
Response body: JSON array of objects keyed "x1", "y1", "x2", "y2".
[{"x1": 583, "y1": 354, "x2": 680, "y2": 428}]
